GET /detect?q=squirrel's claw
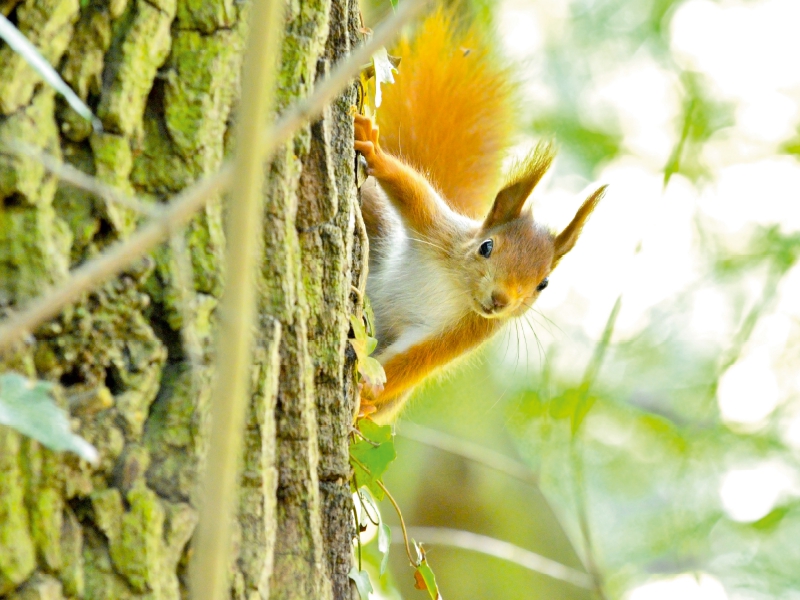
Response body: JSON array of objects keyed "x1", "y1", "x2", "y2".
[
  {"x1": 354, "y1": 115, "x2": 384, "y2": 175},
  {"x1": 357, "y1": 397, "x2": 378, "y2": 418}
]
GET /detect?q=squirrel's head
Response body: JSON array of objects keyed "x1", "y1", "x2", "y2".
[{"x1": 462, "y1": 143, "x2": 606, "y2": 320}]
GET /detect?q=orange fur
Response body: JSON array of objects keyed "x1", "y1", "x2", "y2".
[
  {"x1": 377, "y1": 8, "x2": 517, "y2": 219},
  {"x1": 355, "y1": 12, "x2": 606, "y2": 421},
  {"x1": 379, "y1": 312, "x2": 501, "y2": 401},
  {"x1": 355, "y1": 115, "x2": 443, "y2": 233}
]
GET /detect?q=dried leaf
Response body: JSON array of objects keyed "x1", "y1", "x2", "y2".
[
  {"x1": 372, "y1": 47, "x2": 397, "y2": 108},
  {"x1": 414, "y1": 560, "x2": 442, "y2": 599}
]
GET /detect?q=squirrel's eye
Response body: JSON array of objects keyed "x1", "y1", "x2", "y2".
[
  {"x1": 478, "y1": 239, "x2": 494, "y2": 258},
  {"x1": 537, "y1": 277, "x2": 549, "y2": 292}
]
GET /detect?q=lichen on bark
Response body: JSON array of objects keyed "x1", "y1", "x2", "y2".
[{"x1": 0, "y1": 0, "x2": 362, "y2": 596}]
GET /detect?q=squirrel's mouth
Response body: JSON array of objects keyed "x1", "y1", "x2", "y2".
[
  {"x1": 477, "y1": 298, "x2": 531, "y2": 319},
  {"x1": 477, "y1": 302, "x2": 505, "y2": 319}
]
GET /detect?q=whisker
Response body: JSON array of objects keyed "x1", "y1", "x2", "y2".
[
  {"x1": 533, "y1": 308, "x2": 566, "y2": 336},
  {"x1": 527, "y1": 311, "x2": 556, "y2": 337},
  {"x1": 520, "y1": 315, "x2": 530, "y2": 381},
  {"x1": 501, "y1": 316, "x2": 513, "y2": 365},
  {"x1": 406, "y1": 236, "x2": 448, "y2": 253},
  {"x1": 522, "y1": 313, "x2": 545, "y2": 368}
]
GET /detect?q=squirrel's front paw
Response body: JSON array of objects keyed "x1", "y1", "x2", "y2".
[{"x1": 354, "y1": 114, "x2": 384, "y2": 174}]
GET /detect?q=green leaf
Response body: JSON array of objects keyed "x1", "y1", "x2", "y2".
[
  {"x1": 571, "y1": 391, "x2": 597, "y2": 436},
  {"x1": 549, "y1": 389, "x2": 579, "y2": 419},
  {"x1": 0, "y1": 373, "x2": 99, "y2": 464},
  {"x1": 751, "y1": 505, "x2": 791, "y2": 532},
  {"x1": 413, "y1": 560, "x2": 442, "y2": 599},
  {"x1": 350, "y1": 420, "x2": 396, "y2": 500},
  {"x1": 348, "y1": 567, "x2": 374, "y2": 599},
  {"x1": 378, "y1": 522, "x2": 392, "y2": 576},
  {"x1": 0, "y1": 15, "x2": 100, "y2": 130},
  {"x1": 359, "y1": 418, "x2": 393, "y2": 444},
  {"x1": 350, "y1": 315, "x2": 377, "y2": 357},
  {"x1": 350, "y1": 315, "x2": 386, "y2": 396}
]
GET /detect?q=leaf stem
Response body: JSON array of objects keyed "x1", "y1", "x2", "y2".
[{"x1": 376, "y1": 480, "x2": 416, "y2": 567}]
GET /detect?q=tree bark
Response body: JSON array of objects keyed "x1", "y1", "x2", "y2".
[{"x1": 0, "y1": 0, "x2": 362, "y2": 597}]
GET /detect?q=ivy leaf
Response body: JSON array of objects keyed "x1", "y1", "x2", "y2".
[
  {"x1": 0, "y1": 373, "x2": 99, "y2": 464},
  {"x1": 350, "y1": 314, "x2": 378, "y2": 357},
  {"x1": 358, "y1": 357, "x2": 386, "y2": 398},
  {"x1": 372, "y1": 47, "x2": 398, "y2": 108},
  {"x1": 350, "y1": 419, "x2": 396, "y2": 500},
  {"x1": 348, "y1": 566, "x2": 374, "y2": 599},
  {"x1": 356, "y1": 489, "x2": 391, "y2": 575},
  {"x1": 378, "y1": 522, "x2": 392, "y2": 576},
  {"x1": 413, "y1": 560, "x2": 442, "y2": 599},
  {"x1": 350, "y1": 315, "x2": 386, "y2": 396}
]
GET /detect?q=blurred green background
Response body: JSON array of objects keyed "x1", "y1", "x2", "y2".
[{"x1": 359, "y1": 0, "x2": 800, "y2": 598}]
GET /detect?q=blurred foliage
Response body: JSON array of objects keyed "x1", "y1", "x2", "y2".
[
  {"x1": 664, "y1": 72, "x2": 736, "y2": 185},
  {"x1": 358, "y1": 0, "x2": 800, "y2": 598}
]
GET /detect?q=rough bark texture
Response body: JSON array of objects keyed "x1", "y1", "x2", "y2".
[{"x1": 0, "y1": 0, "x2": 362, "y2": 596}]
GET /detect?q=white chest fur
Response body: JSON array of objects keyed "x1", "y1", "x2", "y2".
[{"x1": 366, "y1": 192, "x2": 470, "y2": 363}]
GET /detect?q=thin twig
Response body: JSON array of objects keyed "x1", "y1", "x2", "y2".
[
  {"x1": 167, "y1": 232, "x2": 203, "y2": 373},
  {"x1": 0, "y1": 0, "x2": 429, "y2": 355},
  {"x1": 568, "y1": 296, "x2": 621, "y2": 600},
  {"x1": 397, "y1": 422, "x2": 538, "y2": 485},
  {"x1": 188, "y1": 0, "x2": 283, "y2": 596},
  {"x1": 0, "y1": 139, "x2": 161, "y2": 217},
  {"x1": 400, "y1": 526, "x2": 594, "y2": 590},
  {"x1": 0, "y1": 165, "x2": 232, "y2": 355},
  {"x1": 376, "y1": 480, "x2": 416, "y2": 567}
]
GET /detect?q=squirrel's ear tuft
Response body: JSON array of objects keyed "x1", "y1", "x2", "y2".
[
  {"x1": 484, "y1": 142, "x2": 556, "y2": 228},
  {"x1": 552, "y1": 185, "x2": 607, "y2": 269}
]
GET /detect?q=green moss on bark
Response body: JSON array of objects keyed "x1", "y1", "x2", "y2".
[
  {"x1": 0, "y1": 429, "x2": 37, "y2": 594},
  {"x1": 97, "y1": 0, "x2": 176, "y2": 137}
]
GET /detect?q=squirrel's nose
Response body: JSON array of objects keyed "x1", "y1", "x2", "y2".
[{"x1": 491, "y1": 291, "x2": 509, "y2": 311}]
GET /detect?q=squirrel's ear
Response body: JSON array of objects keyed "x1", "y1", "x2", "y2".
[
  {"x1": 552, "y1": 185, "x2": 607, "y2": 269},
  {"x1": 484, "y1": 142, "x2": 556, "y2": 228}
]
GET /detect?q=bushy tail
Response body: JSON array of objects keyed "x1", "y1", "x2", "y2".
[{"x1": 376, "y1": 8, "x2": 518, "y2": 219}]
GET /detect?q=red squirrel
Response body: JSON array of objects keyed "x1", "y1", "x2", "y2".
[{"x1": 354, "y1": 10, "x2": 606, "y2": 422}]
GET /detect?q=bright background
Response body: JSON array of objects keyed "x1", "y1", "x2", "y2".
[{"x1": 360, "y1": 0, "x2": 800, "y2": 598}]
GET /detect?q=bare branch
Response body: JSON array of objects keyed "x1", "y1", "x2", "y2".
[
  {"x1": 397, "y1": 422, "x2": 538, "y2": 485},
  {"x1": 0, "y1": 139, "x2": 161, "y2": 218},
  {"x1": 188, "y1": 0, "x2": 283, "y2": 596},
  {"x1": 400, "y1": 526, "x2": 593, "y2": 590},
  {"x1": 0, "y1": 165, "x2": 232, "y2": 354}
]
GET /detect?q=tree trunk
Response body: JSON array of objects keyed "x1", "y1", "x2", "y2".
[{"x1": 0, "y1": 0, "x2": 363, "y2": 597}]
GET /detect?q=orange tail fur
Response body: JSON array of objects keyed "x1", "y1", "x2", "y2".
[{"x1": 377, "y1": 8, "x2": 518, "y2": 219}]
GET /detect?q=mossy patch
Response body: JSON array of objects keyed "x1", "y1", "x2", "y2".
[
  {"x1": 144, "y1": 364, "x2": 211, "y2": 505},
  {"x1": 0, "y1": 429, "x2": 37, "y2": 595},
  {"x1": 97, "y1": 0, "x2": 176, "y2": 137}
]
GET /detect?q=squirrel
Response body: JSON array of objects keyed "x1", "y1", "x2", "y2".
[{"x1": 354, "y1": 9, "x2": 606, "y2": 422}]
